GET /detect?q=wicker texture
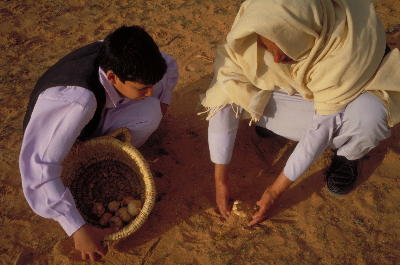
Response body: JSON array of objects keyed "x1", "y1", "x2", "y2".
[{"x1": 61, "y1": 128, "x2": 156, "y2": 241}]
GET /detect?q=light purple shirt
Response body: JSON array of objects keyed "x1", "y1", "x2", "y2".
[{"x1": 19, "y1": 52, "x2": 178, "y2": 236}]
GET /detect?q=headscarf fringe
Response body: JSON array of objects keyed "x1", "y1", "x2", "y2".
[
  {"x1": 197, "y1": 105, "x2": 227, "y2": 120},
  {"x1": 230, "y1": 104, "x2": 240, "y2": 118},
  {"x1": 198, "y1": 104, "x2": 261, "y2": 126}
]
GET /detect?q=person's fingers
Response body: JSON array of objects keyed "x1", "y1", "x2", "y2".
[
  {"x1": 81, "y1": 251, "x2": 87, "y2": 260},
  {"x1": 96, "y1": 242, "x2": 108, "y2": 257},
  {"x1": 217, "y1": 200, "x2": 230, "y2": 220},
  {"x1": 218, "y1": 207, "x2": 227, "y2": 219},
  {"x1": 96, "y1": 244, "x2": 107, "y2": 257},
  {"x1": 221, "y1": 210, "x2": 230, "y2": 220},
  {"x1": 256, "y1": 200, "x2": 263, "y2": 207},
  {"x1": 96, "y1": 249, "x2": 106, "y2": 258},
  {"x1": 248, "y1": 216, "x2": 262, "y2": 226},
  {"x1": 249, "y1": 211, "x2": 261, "y2": 224},
  {"x1": 218, "y1": 203, "x2": 231, "y2": 220},
  {"x1": 248, "y1": 205, "x2": 267, "y2": 226},
  {"x1": 89, "y1": 252, "x2": 96, "y2": 262},
  {"x1": 248, "y1": 211, "x2": 265, "y2": 226}
]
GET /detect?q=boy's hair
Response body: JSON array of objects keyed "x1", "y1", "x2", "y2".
[{"x1": 97, "y1": 25, "x2": 167, "y2": 84}]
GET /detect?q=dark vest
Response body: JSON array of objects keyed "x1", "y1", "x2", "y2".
[{"x1": 23, "y1": 42, "x2": 106, "y2": 140}]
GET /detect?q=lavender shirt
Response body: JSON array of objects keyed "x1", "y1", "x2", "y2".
[{"x1": 19, "y1": 52, "x2": 178, "y2": 236}]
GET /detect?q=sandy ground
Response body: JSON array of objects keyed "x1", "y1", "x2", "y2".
[{"x1": 0, "y1": 0, "x2": 400, "y2": 264}]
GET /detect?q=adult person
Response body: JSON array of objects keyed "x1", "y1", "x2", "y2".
[
  {"x1": 19, "y1": 25, "x2": 178, "y2": 261},
  {"x1": 201, "y1": 0, "x2": 400, "y2": 226}
]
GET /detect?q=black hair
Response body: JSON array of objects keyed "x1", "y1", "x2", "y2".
[{"x1": 97, "y1": 25, "x2": 167, "y2": 84}]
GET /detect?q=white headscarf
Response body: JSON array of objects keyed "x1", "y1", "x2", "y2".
[{"x1": 202, "y1": 0, "x2": 387, "y2": 121}]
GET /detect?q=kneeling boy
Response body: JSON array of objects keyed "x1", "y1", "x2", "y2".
[{"x1": 19, "y1": 25, "x2": 178, "y2": 261}]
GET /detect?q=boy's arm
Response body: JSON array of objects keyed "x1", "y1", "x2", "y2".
[
  {"x1": 20, "y1": 86, "x2": 116, "y2": 260},
  {"x1": 20, "y1": 86, "x2": 96, "y2": 235},
  {"x1": 155, "y1": 52, "x2": 179, "y2": 115}
]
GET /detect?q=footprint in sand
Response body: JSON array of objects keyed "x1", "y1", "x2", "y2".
[{"x1": 182, "y1": 52, "x2": 213, "y2": 73}]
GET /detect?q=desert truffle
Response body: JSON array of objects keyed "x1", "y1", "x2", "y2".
[
  {"x1": 109, "y1": 216, "x2": 123, "y2": 229},
  {"x1": 99, "y1": 212, "x2": 112, "y2": 226},
  {"x1": 91, "y1": 202, "x2": 105, "y2": 217},
  {"x1": 108, "y1": 201, "x2": 120, "y2": 213},
  {"x1": 232, "y1": 200, "x2": 254, "y2": 219},
  {"x1": 117, "y1": 207, "x2": 132, "y2": 222},
  {"x1": 127, "y1": 200, "x2": 142, "y2": 216},
  {"x1": 122, "y1": 196, "x2": 135, "y2": 206}
]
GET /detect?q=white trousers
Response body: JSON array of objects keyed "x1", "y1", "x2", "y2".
[{"x1": 256, "y1": 91, "x2": 391, "y2": 160}]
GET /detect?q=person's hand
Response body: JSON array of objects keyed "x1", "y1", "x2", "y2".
[
  {"x1": 72, "y1": 224, "x2": 117, "y2": 261},
  {"x1": 248, "y1": 171, "x2": 293, "y2": 226},
  {"x1": 215, "y1": 180, "x2": 231, "y2": 220},
  {"x1": 214, "y1": 164, "x2": 231, "y2": 220},
  {"x1": 248, "y1": 188, "x2": 277, "y2": 226}
]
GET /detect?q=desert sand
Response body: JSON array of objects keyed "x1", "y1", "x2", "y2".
[{"x1": 0, "y1": 0, "x2": 399, "y2": 264}]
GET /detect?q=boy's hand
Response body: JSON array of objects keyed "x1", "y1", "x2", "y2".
[{"x1": 72, "y1": 224, "x2": 117, "y2": 261}]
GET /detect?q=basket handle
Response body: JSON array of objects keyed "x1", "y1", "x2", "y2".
[{"x1": 107, "y1": 127, "x2": 132, "y2": 144}]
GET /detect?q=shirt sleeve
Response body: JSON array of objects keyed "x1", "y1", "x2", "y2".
[
  {"x1": 283, "y1": 112, "x2": 343, "y2": 181},
  {"x1": 208, "y1": 105, "x2": 241, "y2": 164},
  {"x1": 19, "y1": 86, "x2": 97, "y2": 236},
  {"x1": 153, "y1": 52, "x2": 179, "y2": 105}
]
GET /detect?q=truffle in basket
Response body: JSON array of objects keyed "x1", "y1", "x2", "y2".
[{"x1": 127, "y1": 200, "x2": 142, "y2": 216}]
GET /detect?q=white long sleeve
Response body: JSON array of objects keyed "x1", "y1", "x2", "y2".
[
  {"x1": 208, "y1": 104, "x2": 342, "y2": 181},
  {"x1": 283, "y1": 113, "x2": 342, "y2": 181},
  {"x1": 19, "y1": 86, "x2": 97, "y2": 236}
]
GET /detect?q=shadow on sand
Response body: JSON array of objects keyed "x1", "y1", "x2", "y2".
[{"x1": 108, "y1": 74, "x2": 400, "y2": 261}]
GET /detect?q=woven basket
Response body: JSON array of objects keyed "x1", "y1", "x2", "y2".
[{"x1": 61, "y1": 128, "x2": 156, "y2": 241}]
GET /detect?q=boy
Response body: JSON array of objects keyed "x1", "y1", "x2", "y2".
[{"x1": 19, "y1": 25, "x2": 178, "y2": 261}]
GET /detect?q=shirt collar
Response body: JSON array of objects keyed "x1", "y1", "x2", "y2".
[{"x1": 98, "y1": 67, "x2": 124, "y2": 108}]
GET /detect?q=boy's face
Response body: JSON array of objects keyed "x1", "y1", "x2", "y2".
[
  {"x1": 257, "y1": 35, "x2": 295, "y2": 64},
  {"x1": 386, "y1": 29, "x2": 400, "y2": 50},
  {"x1": 106, "y1": 70, "x2": 153, "y2": 100}
]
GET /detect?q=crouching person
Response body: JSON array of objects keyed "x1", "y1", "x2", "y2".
[{"x1": 19, "y1": 25, "x2": 178, "y2": 261}]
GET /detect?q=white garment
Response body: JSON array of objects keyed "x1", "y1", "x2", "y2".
[{"x1": 208, "y1": 92, "x2": 390, "y2": 181}]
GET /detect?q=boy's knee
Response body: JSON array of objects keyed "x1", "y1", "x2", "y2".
[
  {"x1": 129, "y1": 98, "x2": 162, "y2": 146},
  {"x1": 143, "y1": 97, "x2": 163, "y2": 124}
]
